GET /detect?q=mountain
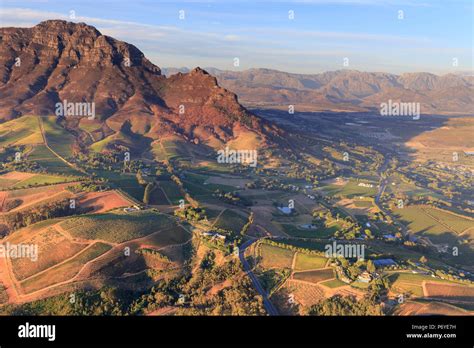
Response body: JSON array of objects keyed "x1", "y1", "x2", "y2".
[
  {"x1": 163, "y1": 68, "x2": 474, "y2": 114},
  {"x1": 0, "y1": 20, "x2": 281, "y2": 152}
]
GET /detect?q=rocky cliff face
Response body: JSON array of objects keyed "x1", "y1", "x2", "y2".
[{"x1": 0, "y1": 20, "x2": 280, "y2": 149}]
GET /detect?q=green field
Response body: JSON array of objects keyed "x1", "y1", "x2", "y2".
[
  {"x1": 11, "y1": 173, "x2": 75, "y2": 188},
  {"x1": 294, "y1": 253, "x2": 327, "y2": 270},
  {"x1": 386, "y1": 179, "x2": 442, "y2": 200},
  {"x1": 293, "y1": 268, "x2": 334, "y2": 283},
  {"x1": 320, "y1": 278, "x2": 346, "y2": 288},
  {"x1": 60, "y1": 210, "x2": 175, "y2": 243},
  {"x1": 158, "y1": 180, "x2": 183, "y2": 205},
  {"x1": 28, "y1": 145, "x2": 81, "y2": 175},
  {"x1": 394, "y1": 205, "x2": 474, "y2": 245},
  {"x1": 259, "y1": 243, "x2": 294, "y2": 269},
  {"x1": 0, "y1": 115, "x2": 43, "y2": 147},
  {"x1": 183, "y1": 171, "x2": 236, "y2": 192},
  {"x1": 161, "y1": 139, "x2": 192, "y2": 162},
  {"x1": 148, "y1": 186, "x2": 169, "y2": 205},
  {"x1": 386, "y1": 272, "x2": 465, "y2": 298},
  {"x1": 213, "y1": 209, "x2": 249, "y2": 235},
  {"x1": 143, "y1": 225, "x2": 191, "y2": 248},
  {"x1": 280, "y1": 222, "x2": 340, "y2": 239},
  {"x1": 321, "y1": 179, "x2": 377, "y2": 198},
  {"x1": 41, "y1": 117, "x2": 75, "y2": 159},
  {"x1": 353, "y1": 199, "x2": 374, "y2": 208},
  {"x1": 388, "y1": 273, "x2": 430, "y2": 297},
  {"x1": 95, "y1": 170, "x2": 144, "y2": 201}
]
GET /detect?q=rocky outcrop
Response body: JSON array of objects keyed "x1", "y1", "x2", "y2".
[{"x1": 0, "y1": 20, "x2": 281, "y2": 148}]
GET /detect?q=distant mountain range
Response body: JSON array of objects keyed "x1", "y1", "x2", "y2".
[
  {"x1": 0, "y1": 20, "x2": 281, "y2": 152},
  {"x1": 162, "y1": 67, "x2": 474, "y2": 115}
]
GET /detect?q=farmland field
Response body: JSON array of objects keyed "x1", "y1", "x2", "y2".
[
  {"x1": 213, "y1": 209, "x2": 249, "y2": 235},
  {"x1": 95, "y1": 170, "x2": 145, "y2": 201},
  {"x1": 320, "y1": 278, "x2": 346, "y2": 288},
  {"x1": 395, "y1": 300, "x2": 470, "y2": 315},
  {"x1": 387, "y1": 272, "x2": 461, "y2": 298},
  {"x1": 393, "y1": 205, "x2": 474, "y2": 244},
  {"x1": 78, "y1": 190, "x2": 132, "y2": 213},
  {"x1": 0, "y1": 115, "x2": 42, "y2": 147},
  {"x1": 259, "y1": 243, "x2": 294, "y2": 269},
  {"x1": 283, "y1": 279, "x2": 326, "y2": 307},
  {"x1": 0, "y1": 183, "x2": 76, "y2": 213},
  {"x1": 158, "y1": 180, "x2": 183, "y2": 205},
  {"x1": 139, "y1": 225, "x2": 191, "y2": 248},
  {"x1": 147, "y1": 186, "x2": 169, "y2": 205},
  {"x1": 293, "y1": 268, "x2": 335, "y2": 284},
  {"x1": 321, "y1": 178, "x2": 378, "y2": 198},
  {"x1": 59, "y1": 210, "x2": 175, "y2": 243},
  {"x1": 424, "y1": 282, "x2": 474, "y2": 300},
  {"x1": 11, "y1": 173, "x2": 74, "y2": 188},
  {"x1": 0, "y1": 284, "x2": 8, "y2": 304},
  {"x1": 41, "y1": 117, "x2": 75, "y2": 159},
  {"x1": 294, "y1": 253, "x2": 327, "y2": 271},
  {"x1": 27, "y1": 144, "x2": 81, "y2": 175},
  {"x1": 280, "y1": 222, "x2": 340, "y2": 239},
  {"x1": 10, "y1": 227, "x2": 88, "y2": 280},
  {"x1": 20, "y1": 242, "x2": 112, "y2": 294}
]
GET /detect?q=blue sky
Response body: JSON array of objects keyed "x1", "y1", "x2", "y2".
[{"x1": 0, "y1": 0, "x2": 472, "y2": 74}]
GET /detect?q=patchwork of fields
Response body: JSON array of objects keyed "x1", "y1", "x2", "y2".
[
  {"x1": 59, "y1": 210, "x2": 176, "y2": 243},
  {"x1": 394, "y1": 206, "x2": 474, "y2": 238}
]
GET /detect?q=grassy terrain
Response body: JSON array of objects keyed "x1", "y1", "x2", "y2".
[
  {"x1": 386, "y1": 180, "x2": 441, "y2": 199},
  {"x1": 213, "y1": 209, "x2": 249, "y2": 235},
  {"x1": 158, "y1": 180, "x2": 183, "y2": 205},
  {"x1": 95, "y1": 170, "x2": 144, "y2": 201},
  {"x1": 394, "y1": 205, "x2": 474, "y2": 245},
  {"x1": 293, "y1": 268, "x2": 334, "y2": 283},
  {"x1": 28, "y1": 145, "x2": 81, "y2": 175},
  {"x1": 294, "y1": 253, "x2": 327, "y2": 270},
  {"x1": 148, "y1": 186, "x2": 169, "y2": 205},
  {"x1": 320, "y1": 278, "x2": 347, "y2": 288},
  {"x1": 259, "y1": 243, "x2": 294, "y2": 269},
  {"x1": 0, "y1": 115, "x2": 42, "y2": 147},
  {"x1": 388, "y1": 273, "x2": 429, "y2": 297},
  {"x1": 12, "y1": 174, "x2": 74, "y2": 188},
  {"x1": 141, "y1": 225, "x2": 190, "y2": 248},
  {"x1": 386, "y1": 272, "x2": 468, "y2": 299},
  {"x1": 280, "y1": 222, "x2": 340, "y2": 239},
  {"x1": 41, "y1": 117, "x2": 75, "y2": 159},
  {"x1": 60, "y1": 210, "x2": 175, "y2": 243},
  {"x1": 321, "y1": 179, "x2": 377, "y2": 198}
]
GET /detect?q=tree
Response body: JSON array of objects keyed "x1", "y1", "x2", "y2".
[
  {"x1": 419, "y1": 256, "x2": 428, "y2": 264},
  {"x1": 367, "y1": 260, "x2": 376, "y2": 273},
  {"x1": 364, "y1": 229, "x2": 373, "y2": 239},
  {"x1": 143, "y1": 183, "x2": 155, "y2": 204},
  {"x1": 136, "y1": 169, "x2": 147, "y2": 185}
]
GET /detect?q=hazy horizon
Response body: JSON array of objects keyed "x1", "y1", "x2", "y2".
[
  {"x1": 160, "y1": 65, "x2": 474, "y2": 77},
  {"x1": 1, "y1": 0, "x2": 472, "y2": 75}
]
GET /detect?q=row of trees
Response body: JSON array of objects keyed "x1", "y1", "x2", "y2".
[{"x1": 4, "y1": 199, "x2": 90, "y2": 231}]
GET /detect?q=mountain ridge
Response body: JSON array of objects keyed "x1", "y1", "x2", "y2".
[
  {"x1": 0, "y1": 20, "x2": 282, "y2": 152},
  {"x1": 162, "y1": 67, "x2": 474, "y2": 114}
]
